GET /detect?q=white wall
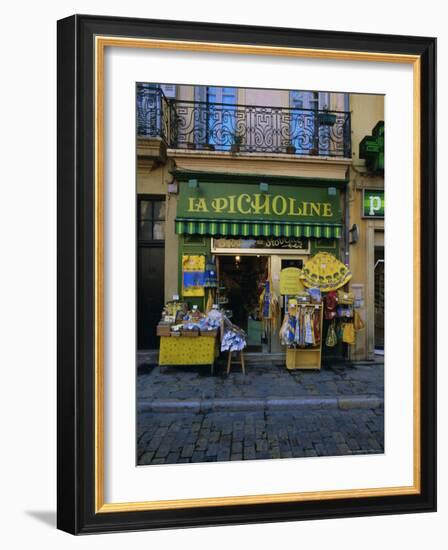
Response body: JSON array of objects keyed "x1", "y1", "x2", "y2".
[{"x1": 0, "y1": 0, "x2": 444, "y2": 548}]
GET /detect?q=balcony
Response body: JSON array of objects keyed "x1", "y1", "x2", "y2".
[{"x1": 137, "y1": 86, "x2": 351, "y2": 159}]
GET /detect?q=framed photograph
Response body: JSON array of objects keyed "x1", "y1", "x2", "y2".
[{"x1": 57, "y1": 15, "x2": 436, "y2": 534}]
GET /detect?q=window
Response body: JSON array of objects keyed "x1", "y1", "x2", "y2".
[
  {"x1": 290, "y1": 91, "x2": 319, "y2": 154},
  {"x1": 194, "y1": 86, "x2": 237, "y2": 150},
  {"x1": 290, "y1": 91, "x2": 348, "y2": 155},
  {"x1": 137, "y1": 83, "x2": 163, "y2": 137},
  {"x1": 138, "y1": 198, "x2": 166, "y2": 242}
]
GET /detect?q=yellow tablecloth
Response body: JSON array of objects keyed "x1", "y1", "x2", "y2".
[{"x1": 159, "y1": 336, "x2": 218, "y2": 367}]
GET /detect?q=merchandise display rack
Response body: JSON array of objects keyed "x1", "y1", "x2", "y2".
[{"x1": 284, "y1": 302, "x2": 323, "y2": 370}]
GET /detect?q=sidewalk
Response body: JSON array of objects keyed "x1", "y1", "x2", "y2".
[
  {"x1": 137, "y1": 357, "x2": 384, "y2": 465},
  {"x1": 137, "y1": 356, "x2": 384, "y2": 411}
]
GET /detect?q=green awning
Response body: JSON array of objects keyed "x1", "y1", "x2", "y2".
[{"x1": 175, "y1": 218, "x2": 342, "y2": 239}]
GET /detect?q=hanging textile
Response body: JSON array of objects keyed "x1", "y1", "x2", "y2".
[
  {"x1": 204, "y1": 256, "x2": 218, "y2": 288},
  {"x1": 182, "y1": 255, "x2": 206, "y2": 297},
  {"x1": 324, "y1": 290, "x2": 338, "y2": 320},
  {"x1": 325, "y1": 321, "x2": 338, "y2": 347},
  {"x1": 279, "y1": 303, "x2": 321, "y2": 348},
  {"x1": 301, "y1": 252, "x2": 352, "y2": 291},
  {"x1": 220, "y1": 316, "x2": 247, "y2": 352},
  {"x1": 205, "y1": 288, "x2": 215, "y2": 313},
  {"x1": 354, "y1": 310, "x2": 365, "y2": 331},
  {"x1": 259, "y1": 276, "x2": 280, "y2": 331},
  {"x1": 342, "y1": 322, "x2": 356, "y2": 345}
]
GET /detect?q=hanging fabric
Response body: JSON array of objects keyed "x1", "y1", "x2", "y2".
[
  {"x1": 301, "y1": 252, "x2": 352, "y2": 291},
  {"x1": 337, "y1": 290, "x2": 354, "y2": 304},
  {"x1": 204, "y1": 256, "x2": 218, "y2": 288},
  {"x1": 280, "y1": 303, "x2": 321, "y2": 348},
  {"x1": 325, "y1": 321, "x2": 338, "y2": 347},
  {"x1": 205, "y1": 288, "x2": 214, "y2": 313},
  {"x1": 342, "y1": 322, "x2": 356, "y2": 345},
  {"x1": 354, "y1": 310, "x2": 365, "y2": 331},
  {"x1": 324, "y1": 290, "x2": 338, "y2": 320},
  {"x1": 259, "y1": 276, "x2": 280, "y2": 332}
]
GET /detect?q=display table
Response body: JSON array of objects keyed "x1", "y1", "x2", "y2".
[{"x1": 159, "y1": 335, "x2": 219, "y2": 374}]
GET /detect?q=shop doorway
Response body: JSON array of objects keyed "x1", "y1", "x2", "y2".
[
  {"x1": 217, "y1": 255, "x2": 269, "y2": 351},
  {"x1": 374, "y1": 246, "x2": 385, "y2": 354},
  {"x1": 137, "y1": 196, "x2": 166, "y2": 350},
  {"x1": 138, "y1": 246, "x2": 164, "y2": 349}
]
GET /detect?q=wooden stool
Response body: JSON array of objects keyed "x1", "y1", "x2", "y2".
[{"x1": 226, "y1": 350, "x2": 245, "y2": 375}]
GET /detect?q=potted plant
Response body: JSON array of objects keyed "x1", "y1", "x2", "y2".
[
  {"x1": 285, "y1": 141, "x2": 296, "y2": 154},
  {"x1": 230, "y1": 132, "x2": 243, "y2": 153},
  {"x1": 317, "y1": 110, "x2": 337, "y2": 127}
]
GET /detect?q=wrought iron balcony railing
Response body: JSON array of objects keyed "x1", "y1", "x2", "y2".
[{"x1": 137, "y1": 86, "x2": 351, "y2": 158}]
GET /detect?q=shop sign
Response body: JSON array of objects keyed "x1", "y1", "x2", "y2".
[
  {"x1": 362, "y1": 189, "x2": 384, "y2": 218},
  {"x1": 280, "y1": 267, "x2": 304, "y2": 295},
  {"x1": 211, "y1": 237, "x2": 311, "y2": 255},
  {"x1": 213, "y1": 237, "x2": 308, "y2": 250},
  {"x1": 178, "y1": 182, "x2": 341, "y2": 223}
]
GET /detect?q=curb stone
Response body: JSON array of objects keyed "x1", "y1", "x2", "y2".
[{"x1": 138, "y1": 395, "x2": 384, "y2": 413}]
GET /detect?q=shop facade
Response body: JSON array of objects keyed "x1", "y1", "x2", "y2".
[
  {"x1": 174, "y1": 174, "x2": 346, "y2": 352},
  {"x1": 137, "y1": 149, "x2": 352, "y2": 352}
]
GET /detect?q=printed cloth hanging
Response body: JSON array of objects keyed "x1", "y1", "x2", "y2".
[
  {"x1": 354, "y1": 310, "x2": 365, "y2": 331},
  {"x1": 342, "y1": 322, "x2": 356, "y2": 345},
  {"x1": 279, "y1": 304, "x2": 321, "y2": 348},
  {"x1": 221, "y1": 329, "x2": 247, "y2": 352},
  {"x1": 325, "y1": 321, "x2": 338, "y2": 347},
  {"x1": 182, "y1": 255, "x2": 206, "y2": 297},
  {"x1": 205, "y1": 288, "x2": 215, "y2": 313},
  {"x1": 220, "y1": 316, "x2": 247, "y2": 352},
  {"x1": 301, "y1": 252, "x2": 352, "y2": 291},
  {"x1": 204, "y1": 257, "x2": 218, "y2": 288},
  {"x1": 324, "y1": 290, "x2": 338, "y2": 320},
  {"x1": 259, "y1": 277, "x2": 280, "y2": 331}
]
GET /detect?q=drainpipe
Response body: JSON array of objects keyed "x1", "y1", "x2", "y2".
[
  {"x1": 344, "y1": 178, "x2": 351, "y2": 271},
  {"x1": 344, "y1": 171, "x2": 351, "y2": 361}
]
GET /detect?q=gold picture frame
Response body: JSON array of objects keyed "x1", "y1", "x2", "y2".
[{"x1": 57, "y1": 15, "x2": 436, "y2": 534}]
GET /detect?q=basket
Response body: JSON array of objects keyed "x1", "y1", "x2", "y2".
[
  {"x1": 156, "y1": 324, "x2": 172, "y2": 337},
  {"x1": 182, "y1": 328, "x2": 200, "y2": 337},
  {"x1": 200, "y1": 329, "x2": 218, "y2": 337}
]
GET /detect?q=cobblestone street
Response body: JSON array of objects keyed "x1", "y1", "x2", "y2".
[
  {"x1": 137, "y1": 359, "x2": 384, "y2": 465},
  {"x1": 138, "y1": 408, "x2": 384, "y2": 464}
]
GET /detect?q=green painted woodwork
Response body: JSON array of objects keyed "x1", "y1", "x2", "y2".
[
  {"x1": 175, "y1": 181, "x2": 343, "y2": 239},
  {"x1": 175, "y1": 219, "x2": 342, "y2": 239},
  {"x1": 172, "y1": 170, "x2": 349, "y2": 188}
]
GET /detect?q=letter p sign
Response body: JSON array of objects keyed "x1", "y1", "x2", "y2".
[
  {"x1": 369, "y1": 195, "x2": 382, "y2": 216},
  {"x1": 364, "y1": 191, "x2": 384, "y2": 218}
]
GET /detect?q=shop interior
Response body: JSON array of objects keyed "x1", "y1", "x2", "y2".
[
  {"x1": 217, "y1": 255, "x2": 268, "y2": 351},
  {"x1": 216, "y1": 255, "x2": 307, "y2": 352}
]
